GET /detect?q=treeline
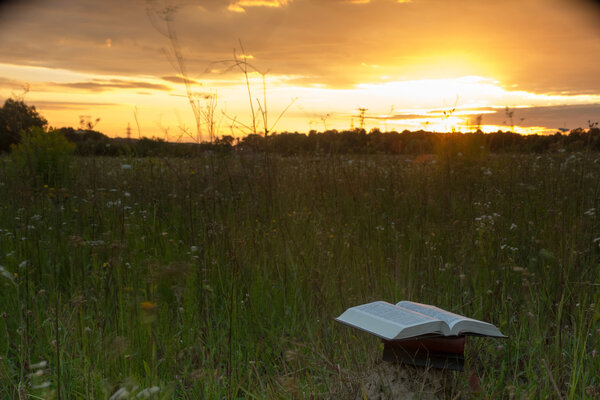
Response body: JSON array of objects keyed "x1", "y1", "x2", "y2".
[
  {"x1": 238, "y1": 128, "x2": 600, "y2": 154},
  {"x1": 2, "y1": 98, "x2": 600, "y2": 156},
  {"x1": 52, "y1": 127, "x2": 600, "y2": 157}
]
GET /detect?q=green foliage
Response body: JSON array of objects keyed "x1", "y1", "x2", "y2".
[
  {"x1": 0, "y1": 98, "x2": 48, "y2": 152},
  {"x1": 10, "y1": 127, "x2": 75, "y2": 186}
]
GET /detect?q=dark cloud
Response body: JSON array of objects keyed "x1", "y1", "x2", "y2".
[
  {"x1": 364, "y1": 104, "x2": 600, "y2": 130},
  {"x1": 0, "y1": 0, "x2": 599, "y2": 94},
  {"x1": 31, "y1": 100, "x2": 117, "y2": 110},
  {"x1": 479, "y1": 104, "x2": 600, "y2": 130},
  {"x1": 52, "y1": 79, "x2": 171, "y2": 92}
]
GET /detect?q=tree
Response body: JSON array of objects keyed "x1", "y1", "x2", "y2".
[{"x1": 0, "y1": 98, "x2": 48, "y2": 152}]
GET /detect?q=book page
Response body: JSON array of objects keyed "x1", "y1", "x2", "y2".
[
  {"x1": 335, "y1": 301, "x2": 444, "y2": 340},
  {"x1": 396, "y1": 301, "x2": 471, "y2": 329},
  {"x1": 396, "y1": 301, "x2": 506, "y2": 337},
  {"x1": 357, "y1": 301, "x2": 437, "y2": 327}
]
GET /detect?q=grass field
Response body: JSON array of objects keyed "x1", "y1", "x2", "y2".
[{"x1": 0, "y1": 150, "x2": 599, "y2": 398}]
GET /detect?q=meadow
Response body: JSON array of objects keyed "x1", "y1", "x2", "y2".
[{"x1": 0, "y1": 149, "x2": 599, "y2": 398}]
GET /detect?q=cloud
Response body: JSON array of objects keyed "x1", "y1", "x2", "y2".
[
  {"x1": 478, "y1": 104, "x2": 600, "y2": 130},
  {"x1": 161, "y1": 75, "x2": 201, "y2": 84},
  {"x1": 32, "y1": 100, "x2": 118, "y2": 110},
  {"x1": 53, "y1": 78, "x2": 171, "y2": 92},
  {"x1": 228, "y1": 0, "x2": 293, "y2": 12},
  {"x1": 377, "y1": 104, "x2": 600, "y2": 131},
  {"x1": 0, "y1": 0, "x2": 598, "y2": 97},
  {"x1": 0, "y1": 77, "x2": 29, "y2": 91}
]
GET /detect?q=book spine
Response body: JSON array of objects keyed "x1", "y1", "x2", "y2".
[{"x1": 383, "y1": 336, "x2": 465, "y2": 354}]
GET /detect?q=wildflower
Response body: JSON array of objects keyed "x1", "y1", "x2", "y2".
[
  {"x1": 141, "y1": 301, "x2": 157, "y2": 310},
  {"x1": 121, "y1": 164, "x2": 132, "y2": 170},
  {"x1": 109, "y1": 387, "x2": 129, "y2": 400},
  {"x1": 27, "y1": 370, "x2": 44, "y2": 378},
  {"x1": 30, "y1": 360, "x2": 48, "y2": 369},
  {"x1": 136, "y1": 387, "x2": 160, "y2": 398},
  {"x1": 0, "y1": 266, "x2": 15, "y2": 283},
  {"x1": 31, "y1": 382, "x2": 51, "y2": 390}
]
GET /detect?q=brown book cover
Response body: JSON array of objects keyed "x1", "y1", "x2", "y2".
[{"x1": 382, "y1": 336, "x2": 466, "y2": 371}]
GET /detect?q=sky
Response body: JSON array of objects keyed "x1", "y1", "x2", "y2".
[{"x1": 1, "y1": 0, "x2": 600, "y2": 141}]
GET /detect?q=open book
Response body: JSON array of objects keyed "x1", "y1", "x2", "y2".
[{"x1": 335, "y1": 301, "x2": 506, "y2": 340}]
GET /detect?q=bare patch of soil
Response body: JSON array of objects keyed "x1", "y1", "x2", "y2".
[{"x1": 336, "y1": 362, "x2": 457, "y2": 399}]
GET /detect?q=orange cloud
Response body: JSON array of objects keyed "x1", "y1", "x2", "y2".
[{"x1": 228, "y1": 0, "x2": 292, "y2": 12}]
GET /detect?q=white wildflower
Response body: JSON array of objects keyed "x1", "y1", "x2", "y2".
[
  {"x1": 109, "y1": 387, "x2": 130, "y2": 400},
  {"x1": 0, "y1": 265, "x2": 15, "y2": 283},
  {"x1": 30, "y1": 360, "x2": 47, "y2": 369},
  {"x1": 121, "y1": 164, "x2": 132, "y2": 170},
  {"x1": 136, "y1": 387, "x2": 160, "y2": 398},
  {"x1": 27, "y1": 370, "x2": 44, "y2": 378},
  {"x1": 31, "y1": 381, "x2": 51, "y2": 390}
]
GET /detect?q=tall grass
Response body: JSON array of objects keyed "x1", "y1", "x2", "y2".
[{"x1": 0, "y1": 151, "x2": 598, "y2": 398}]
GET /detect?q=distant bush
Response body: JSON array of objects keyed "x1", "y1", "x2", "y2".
[
  {"x1": 0, "y1": 98, "x2": 48, "y2": 153},
  {"x1": 10, "y1": 127, "x2": 75, "y2": 186}
]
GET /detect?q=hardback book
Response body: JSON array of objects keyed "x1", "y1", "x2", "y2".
[
  {"x1": 382, "y1": 336, "x2": 466, "y2": 371},
  {"x1": 335, "y1": 301, "x2": 506, "y2": 340}
]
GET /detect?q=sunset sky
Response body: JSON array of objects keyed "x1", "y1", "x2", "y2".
[{"x1": 1, "y1": 0, "x2": 600, "y2": 141}]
